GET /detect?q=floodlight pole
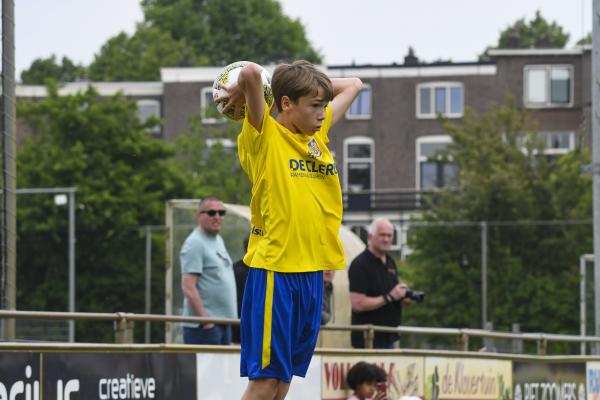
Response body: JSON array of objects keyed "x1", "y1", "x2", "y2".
[
  {"x1": 581, "y1": 254, "x2": 594, "y2": 354},
  {"x1": 68, "y1": 190, "x2": 75, "y2": 342},
  {"x1": 145, "y1": 225, "x2": 151, "y2": 343},
  {"x1": 1, "y1": 0, "x2": 17, "y2": 341},
  {"x1": 142, "y1": 224, "x2": 167, "y2": 343},
  {"x1": 593, "y1": 0, "x2": 600, "y2": 341},
  {"x1": 16, "y1": 187, "x2": 77, "y2": 342},
  {"x1": 481, "y1": 221, "x2": 488, "y2": 328}
]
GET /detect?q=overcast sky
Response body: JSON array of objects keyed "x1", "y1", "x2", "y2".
[{"x1": 15, "y1": 0, "x2": 592, "y2": 77}]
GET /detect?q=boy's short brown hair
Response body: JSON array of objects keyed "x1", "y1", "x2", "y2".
[{"x1": 271, "y1": 60, "x2": 333, "y2": 112}]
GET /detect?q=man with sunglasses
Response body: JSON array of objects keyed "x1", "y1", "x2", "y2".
[{"x1": 180, "y1": 196, "x2": 237, "y2": 345}]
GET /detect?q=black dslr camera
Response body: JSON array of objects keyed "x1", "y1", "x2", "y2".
[{"x1": 405, "y1": 288, "x2": 425, "y2": 303}]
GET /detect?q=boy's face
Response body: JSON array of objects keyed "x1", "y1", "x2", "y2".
[
  {"x1": 356, "y1": 381, "x2": 378, "y2": 399},
  {"x1": 282, "y1": 87, "x2": 328, "y2": 136}
]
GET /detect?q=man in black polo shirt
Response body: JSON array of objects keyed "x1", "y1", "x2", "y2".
[{"x1": 348, "y1": 218, "x2": 411, "y2": 348}]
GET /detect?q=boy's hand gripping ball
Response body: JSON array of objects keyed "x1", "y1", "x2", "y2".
[{"x1": 213, "y1": 61, "x2": 274, "y2": 120}]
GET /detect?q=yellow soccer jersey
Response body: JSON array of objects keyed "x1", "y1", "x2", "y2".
[{"x1": 237, "y1": 104, "x2": 346, "y2": 272}]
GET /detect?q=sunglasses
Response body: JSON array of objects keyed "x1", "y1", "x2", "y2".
[{"x1": 200, "y1": 209, "x2": 226, "y2": 217}]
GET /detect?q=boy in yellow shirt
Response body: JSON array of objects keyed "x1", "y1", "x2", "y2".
[{"x1": 218, "y1": 60, "x2": 362, "y2": 400}]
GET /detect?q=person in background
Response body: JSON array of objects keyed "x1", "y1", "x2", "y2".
[
  {"x1": 348, "y1": 218, "x2": 412, "y2": 348},
  {"x1": 232, "y1": 236, "x2": 250, "y2": 343},
  {"x1": 321, "y1": 270, "x2": 335, "y2": 325},
  {"x1": 180, "y1": 197, "x2": 237, "y2": 345},
  {"x1": 346, "y1": 361, "x2": 388, "y2": 400}
]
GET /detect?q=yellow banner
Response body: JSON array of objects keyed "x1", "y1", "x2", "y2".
[{"x1": 424, "y1": 357, "x2": 512, "y2": 400}]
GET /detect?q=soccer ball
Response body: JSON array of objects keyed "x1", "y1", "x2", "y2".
[{"x1": 212, "y1": 61, "x2": 274, "y2": 121}]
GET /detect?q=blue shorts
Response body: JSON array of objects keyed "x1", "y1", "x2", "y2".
[{"x1": 240, "y1": 268, "x2": 323, "y2": 383}]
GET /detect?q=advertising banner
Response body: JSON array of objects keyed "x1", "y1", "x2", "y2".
[
  {"x1": 513, "y1": 362, "x2": 585, "y2": 400},
  {"x1": 195, "y1": 352, "x2": 321, "y2": 399},
  {"x1": 321, "y1": 355, "x2": 425, "y2": 400},
  {"x1": 588, "y1": 362, "x2": 600, "y2": 400},
  {"x1": 43, "y1": 352, "x2": 196, "y2": 400},
  {"x1": 424, "y1": 357, "x2": 512, "y2": 400},
  {"x1": 0, "y1": 352, "x2": 40, "y2": 399}
]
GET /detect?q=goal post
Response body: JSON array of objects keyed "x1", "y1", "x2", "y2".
[{"x1": 164, "y1": 199, "x2": 365, "y2": 346}]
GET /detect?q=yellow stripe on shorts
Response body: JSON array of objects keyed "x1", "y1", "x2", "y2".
[{"x1": 261, "y1": 270, "x2": 274, "y2": 369}]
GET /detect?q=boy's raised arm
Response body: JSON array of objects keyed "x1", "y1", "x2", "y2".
[{"x1": 329, "y1": 77, "x2": 363, "y2": 126}]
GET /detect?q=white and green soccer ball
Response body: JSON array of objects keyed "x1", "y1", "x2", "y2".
[{"x1": 212, "y1": 61, "x2": 274, "y2": 121}]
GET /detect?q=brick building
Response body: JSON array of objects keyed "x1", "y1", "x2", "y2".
[{"x1": 16, "y1": 47, "x2": 592, "y2": 252}]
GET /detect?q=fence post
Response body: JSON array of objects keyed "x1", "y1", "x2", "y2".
[
  {"x1": 512, "y1": 323, "x2": 523, "y2": 354},
  {"x1": 365, "y1": 326, "x2": 375, "y2": 349},
  {"x1": 459, "y1": 331, "x2": 469, "y2": 351},
  {"x1": 537, "y1": 337, "x2": 548, "y2": 356},
  {"x1": 483, "y1": 321, "x2": 494, "y2": 351},
  {"x1": 114, "y1": 313, "x2": 135, "y2": 344}
]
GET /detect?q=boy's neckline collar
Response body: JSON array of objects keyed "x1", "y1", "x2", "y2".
[{"x1": 273, "y1": 115, "x2": 316, "y2": 140}]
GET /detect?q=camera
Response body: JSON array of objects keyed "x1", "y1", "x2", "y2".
[{"x1": 405, "y1": 288, "x2": 425, "y2": 303}]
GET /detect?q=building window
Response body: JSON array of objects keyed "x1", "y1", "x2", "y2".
[
  {"x1": 343, "y1": 137, "x2": 374, "y2": 192},
  {"x1": 201, "y1": 86, "x2": 225, "y2": 124},
  {"x1": 541, "y1": 131, "x2": 575, "y2": 154},
  {"x1": 346, "y1": 85, "x2": 372, "y2": 119},
  {"x1": 524, "y1": 65, "x2": 573, "y2": 108},
  {"x1": 136, "y1": 99, "x2": 161, "y2": 135},
  {"x1": 520, "y1": 131, "x2": 576, "y2": 156},
  {"x1": 416, "y1": 135, "x2": 457, "y2": 189},
  {"x1": 201, "y1": 138, "x2": 237, "y2": 159},
  {"x1": 417, "y1": 82, "x2": 464, "y2": 119},
  {"x1": 206, "y1": 138, "x2": 236, "y2": 152}
]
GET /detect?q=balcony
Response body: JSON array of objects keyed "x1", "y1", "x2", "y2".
[{"x1": 343, "y1": 188, "x2": 439, "y2": 212}]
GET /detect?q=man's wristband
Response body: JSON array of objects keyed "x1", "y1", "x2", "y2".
[{"x1": 383, "y1": 294, "x2": 392, "y2": 304}]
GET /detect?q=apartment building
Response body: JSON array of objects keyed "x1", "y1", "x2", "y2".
[{"x1": 16, "y1": 47, "x2": 591, "y2": 251}]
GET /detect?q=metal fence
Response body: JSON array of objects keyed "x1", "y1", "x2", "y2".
[{"x1": 2, "y1": 309, "x2": 600, "y2": 356}]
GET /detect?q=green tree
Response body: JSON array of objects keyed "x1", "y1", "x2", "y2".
[
  {"x1": 498, "y1": 10, "x2": 569, "y2": 48},
  {"x1": 403, "y1": 100, "x2": 592, "y2": 341},
  {"x1": 174, "y1": 110, "x2": 251, "y2": 204},
  {"x1": 17, "y1": 83, "x2": 190, "y2": 342},
  {"x1": 141, "y1": 0, "x2": 322, "y2": 65},
  {"x1": 479, "y1": 11, "x2": 569, "y2": 60},
  {"x1": 21, "y1": 55, "x2": 87, "y2": 84},
  {"x1": 89, "y1": 24, "x2": 198, "y2": 81},
  {"x1": 577, "y1": 33, "x2": 592, "y2": 45}
]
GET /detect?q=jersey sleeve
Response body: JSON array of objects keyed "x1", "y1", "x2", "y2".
[
  {"x1": 238, "y1": 103, "x2": 271, "y2": 180},
  {"x1": 317, "y1": 105, "x2": 333, "y2": 144},
  {"x1": 238, "y1": 103, "x2": 271, "y2": 155}
]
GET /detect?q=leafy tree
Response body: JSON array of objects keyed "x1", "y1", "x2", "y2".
[
  {"x1": 21, "y1": 55, "x2": 87, "y2": 84},
  {"x1": 141, "y1": 0, "x2": 322, "y2": 65},
  {"x1": 577, "y1": 33, "x2": 592, "y2": 45},
  {"x1": 89, "y1": 24, "x2": 199, "y2": 81},
  {"x1": 498, "y1": 11, "x2": 569, "y2": 48},
  {"x1": 16, "y1": 83, "x2": 190, "y2": 342},
  {"x1": 479, "y1": 11, "x2": 569, "y2": 60},
  {"x1": 28, "y1": 0, "x2": 321, "y2": 82},
  {"x1": 174, "y1": 109, "x2": 251, "y2": 204},
  {"x1": 403, "y1": 100, "x2": 592, "y2": 342}
]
